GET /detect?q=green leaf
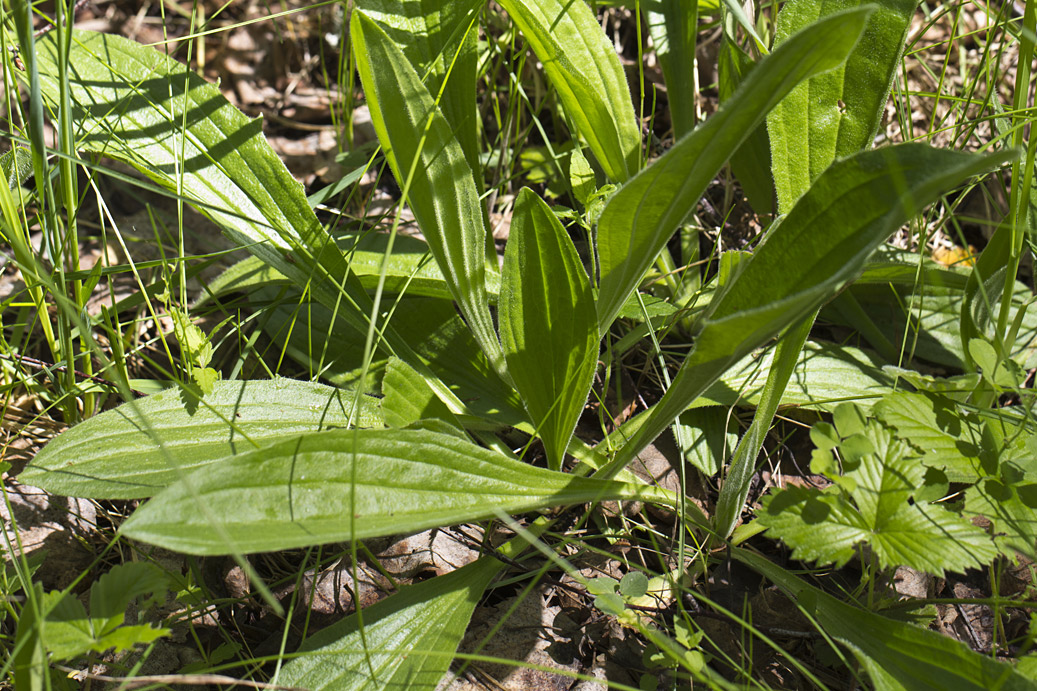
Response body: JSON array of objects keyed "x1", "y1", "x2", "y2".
[
  {"x1": 44, "y1": 563, "x2": 171, "y2": 660},
  {"x1": 21, "y1": 379, "x2": 383, "y2": 499},
  {"x1": 874, "y1": 391, "x2": 1007, "y2": 481},
  {"x1": 201, "y1": 232, "x2": 482, "y2": 306},
  {"x1": 965, "y1": 458, "x2": 1037, "y2": 559},
  {"x1": 768, "y1": 0, "x2": 914, "y2": 212},
  {"x1": 358, "y1": 0, "x2": 484, "y2": 185},
  {"x1": 735, "y1": 548, "x2": 1037, "y2": 691},
  {"x1": 382, "y1": 356, "x2": 461, "y2": 430},
  {"x1": 352, "y1": 12, "x2": 505, "y2": 377},
  {"x1": 500, "y1": 189, "x2": 598, "y2": 469},
  {"x1": 696, "y1": 340, "x2": 894, "y2": 412},
  {"x1": 758, "y1": 421, "x2": 996, "y2": 576},
  {"x1": 675, "y1": 406, "x2": 739, "y2": 476},
  {"x1": 33, "y1": 31, "x2": 376, "y2": 339},
  {"x1": 643, "y1": 1, "x2": 698, "y2": 138},
  {"x1": 718, "y1": 36, "x2": 775, "y2": 215},
  {"x1": 600, "y1": 144, "x2": 1013, "y2": 477},
  {"x1": 595, "y1": 7, "x2": 873, "y2": 332},
  {"x1": 120, "y1": 427, "x2": 656, "y2": 555},
  {"x1": 279, "y1": 557, "x2": 501, "y2": 690},
  {"x1": 257, "y1": 292, "x2": 526, "y2": 426},
  {"x1": 496, "y1": 0, "x2": 640, "y2": 181}
]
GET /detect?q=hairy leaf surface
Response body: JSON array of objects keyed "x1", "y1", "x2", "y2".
[
  {"x1": 352, "y1": 12, "x2": 505, "y2": 377},
  {"x1": 21, "y1": 379, "x2": 381, "y2": 499},
  {"x1": 280, "y1": 557, "x2": 501, "y2": 690},
  {"x1": 500, "y1": 189, "x2": 597, "y2": 469},
  {"x1": 769, "y1": 0, "x2": 914, "y2": 211},
  {"x1": 121, "y1": 427, "x2": 655, "y2": 555},
  {"x1": 595, "y1": 8, "x2": 871, "y2": 331}
]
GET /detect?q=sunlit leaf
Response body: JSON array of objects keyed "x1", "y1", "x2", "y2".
[
  {"x1": 500, "y1": 189, "x2": 597, "y2": 469},
  {"x1": 595, "y1": 8, "x2": 872, "y2": 331},
  {"x1": 352, "y1": 12, "x2": 505, "y2": 377},
  {"x1": 768, "y1": 0, "x2": 914, "y2": 211},
  {"x1": 20, "y1": 379, "x2": 382, "y2": 499},
  {"x1": 280, "y1": 558, "x2": 501, "y2": 690},
  {"x1": 496, "y1": 0, "x2": 640, "y2": 181},
  {"x1": 121, "y1": 427, "x2": 657, "y2": 555}
]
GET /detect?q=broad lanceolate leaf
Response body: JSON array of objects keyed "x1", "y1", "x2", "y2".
[
  {"x1": 595, "y1": 8, "x2": 872, "y2": 332},
  {"x1": 500, "y1": 189, "x2": 598, "y2": 470},
  {"x1": 599, "y1": 144, "x2": 1014, "y2": 477},
  {"x1": 120, "y1": 427, "x2": 656, "y2": 555},
  {"x1": 496, "y1": 0, "x2": 640, "y2": 182},
  {"x1": 695, "y1": 340, "x2": 894, "y2": 412},
  {"x1": 280, "y1": 557, "x2": 501, "y2": 690},
  {"x1": 769, "y1": 0, "x2": 914, "y2": 212},
  {"x1": 735, "y1": 548, "x2": 1036, "y2": 691},
  {"x1": 357, "y1": 0, "x2": 484, "y2": 184},
  {"x1": 352, "y1": 13, "x2": 506, "y2": 378},
  {"x1": 33, "y1": 32, "x2": 376, "y2": 338},
  {"x1": 20, "y1": 379, "x2": 382, "y2": 499}
]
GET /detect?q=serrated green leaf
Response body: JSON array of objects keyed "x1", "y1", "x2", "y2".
[
  {"x1": 89, "y1": 563, "x2": 170, "y2": 639},
  {"x1": 874, "y1": 391, "x2": 994, "y2": 481},
  {"x1": 120, "y1": 428, "x2": 657, "y2": 555},
  {"x1": 595, "y1": 8, "x2": 873, "y2": 333},
  {"x1": 279, "y1": 557, "x2": 500, "y2": 690},
  {"x1": 759, "y1": 422, "x2": 996, "y2": 576},
  {"x1": 496, "y1": 0, "x2": 640, "y2": 181},
  {"x1": 21, "y1": 379, "x2": 382, "y2": 499},
  {"x1": 735, "y1": 548, "x2": 1037, "y2": 691},
  {"x1": 352, "y1": 12, "x2": 505, "y2": 378},
  {"x1": 500, "y1": 189, "x2": 598, "y2": 469},
  {"x1": 769, "y1": 0, "x2": 914, "y2": 212},
  {"x1": 965, "y1": 460, "x2": 1037, "y2": 559}
]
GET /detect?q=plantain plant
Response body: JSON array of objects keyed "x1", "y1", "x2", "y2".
[{"x1": 9, "y1": 0, "x2": 1036, "y2": 688}]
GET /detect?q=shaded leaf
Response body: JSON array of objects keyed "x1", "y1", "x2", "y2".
[{"x1": 735, "y1": 548, "x2": 1036, "y2": 691}]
